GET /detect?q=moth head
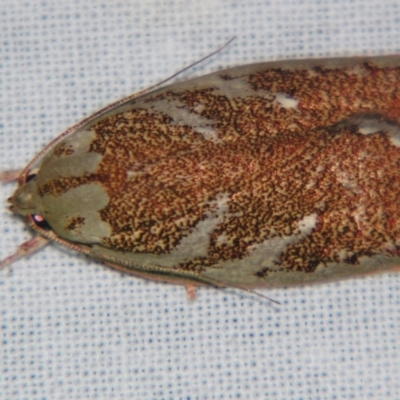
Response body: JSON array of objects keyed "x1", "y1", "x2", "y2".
[{"x1": 8, "y1": 176, "x2": 43, "y2": 217}]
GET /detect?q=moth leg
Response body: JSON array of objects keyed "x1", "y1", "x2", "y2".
[
  {"x1": 185, "y1": 284, "x2": 198, "y2": 301},
  {"x1": 0, "y1": 236, "x2": 50, "y2": 270},
  {"x1": 0, "y1": 169, "x2": 23, "y2": 183}
]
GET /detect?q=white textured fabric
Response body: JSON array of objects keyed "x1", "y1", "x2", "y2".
[{"x1": 1, "y1": 1, "x2": 400, "y2": 399}]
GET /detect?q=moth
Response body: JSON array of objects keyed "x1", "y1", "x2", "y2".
[{"x1": 2, "y1": 55, "x2": 400, "y2": 298}]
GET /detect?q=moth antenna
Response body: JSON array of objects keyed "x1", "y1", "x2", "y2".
[
  {"x1": 1, "y1": 169, "x2": 22, "y2": 183},
  {"x1": 237, "y1": 288, "x2": 281, "y2": 305},
  {"x1": 136, "y1": 36, "x2": 237, "y2": 94},
  {"x1": 200, "y1": 275, "x2": 281, "y2": 305}
]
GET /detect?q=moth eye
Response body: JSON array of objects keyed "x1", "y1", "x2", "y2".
[
  {"x1": 31, "y1": 214, "x2": 51, "y2": 230},
  {"x1": 27, "y1": 173, "x2": 37, "y2": 182}
]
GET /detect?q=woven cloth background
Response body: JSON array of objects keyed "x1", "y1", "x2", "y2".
[{"x1": 1, "y1": 1, "x2": 400, "y2": 399}]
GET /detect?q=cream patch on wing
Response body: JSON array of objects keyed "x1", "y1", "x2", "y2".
[
  {"x1": 346, "y1": 63, "x2": 372, "y2": 77},
  {"x1": 208, "y1": 76, "x2": 299, "y2": 111},
  {"x1": 207, "y1": 75, "x2": 274, "y2": 100},
  {"x1": 273, "y1": 93, "x2": 299, "y2": 110},
  {"x1": 59, "y1": 129, "x2": 97, "y2": 154},
  {"x1": 342, "y1": 114, "x2": 400, "y2": 148},
  {"x1": 140, "y1": 98, "x2": 221, "y2": 143},
  {"x1": 168, "y1": 192, "x2": 231, "y2": 259},
  {"x1": 202, "y1": 213, "x2": 319, "y2": 285},
  {"x1": 41, "y1": 183, "x2": 111, "y2": 244},
  {"x1": 41, "y1": 129, "x2": 97, "y2": 168},
  {"x1": 38, "y1": 152, "x2": 103, "y2": 185},
  {"x1": 298, "y1": 213, "x2": 318, "y2": 235}
]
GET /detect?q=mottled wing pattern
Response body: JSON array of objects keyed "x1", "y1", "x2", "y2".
[{"x1": 11, "y1": 57, "x2": 400, "y2": 287}]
